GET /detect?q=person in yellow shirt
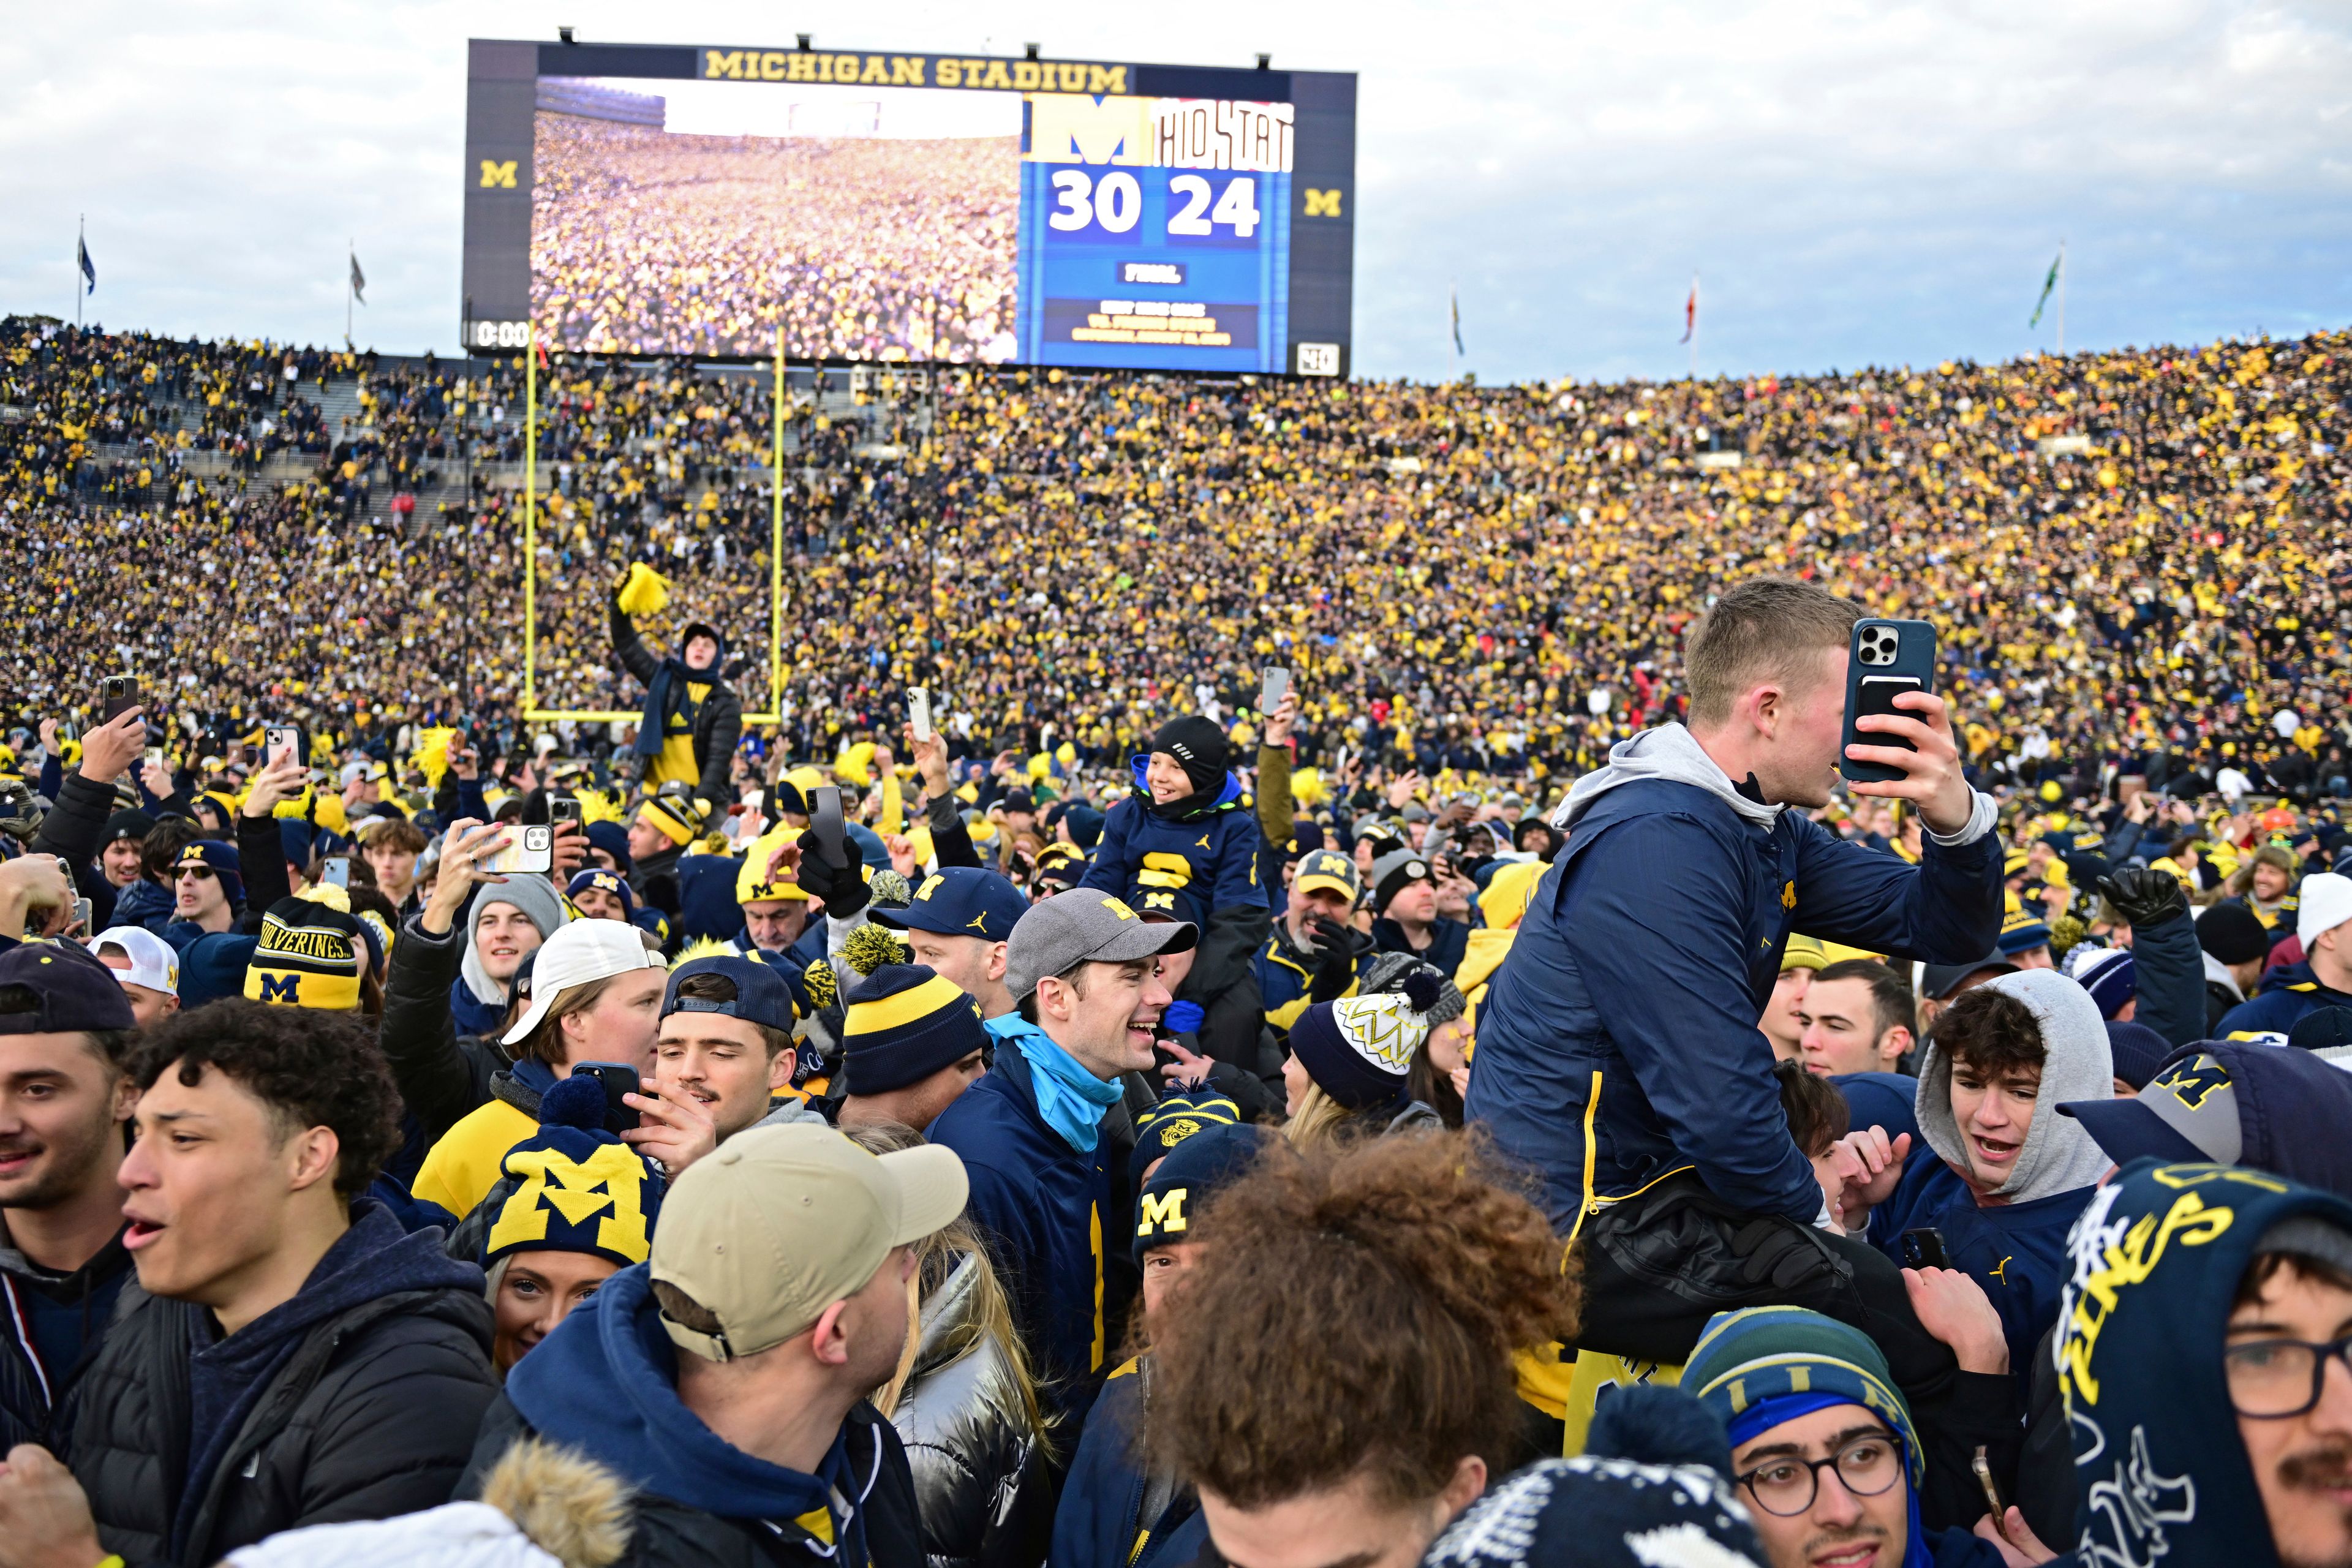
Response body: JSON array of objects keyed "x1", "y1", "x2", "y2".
[{"x1": 611, "y1": 575, "x2": 741, "y2": 800}]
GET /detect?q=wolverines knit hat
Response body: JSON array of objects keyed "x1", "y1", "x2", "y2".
[
  {"x1": 1134, "y1": 1087, "x2": 1243, "y2": 1161},
  {"x1": 1133, "y1": 1121, "x2": 1264, "y2": 1265},
  {"x1": 470, "y1": 1075, "x2": 663, "y2": 1272},
  {"x1": 1287, "y1": 966, "x2": 1442, "y2": 1112},
  {"x1": 1149, "y1": 715, "x2": 1229, "y2": 797},
  {"x1": 1358, "y1": 952, "x2": 1466, "y2": 1025},
  {"x1": 736, "y1": 829, "x2": 811, "y2": 904},
  {"x1": 1684, "y1": 1305, "x2": 1926, "y2": 1487},
  {"x1": 638, "y1": 791, "x2": 707, "y2": 848},
  {"x1": 565, "y1": 867, "x2": 637, "y2": 919},
  {"x1": 840, "y1": 963, "x2": 988, "y2": 1095},
  {"x1": 174, "y1": 840, "x2": 244, "y2": 906},
  {"x1": 244, "y1": 895, "x2": 368, "y2": 1011},
  {"x1": 1367, "y1": 846, "x2": 1434, "y2": 915},
  {"x1": 1997, "y1": 903, "x2": 2054, "y2": 956}
]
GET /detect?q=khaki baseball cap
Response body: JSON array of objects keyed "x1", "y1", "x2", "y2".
[{"x1": 650, "y1": 1123, "x2": 968, "y2": 1362}]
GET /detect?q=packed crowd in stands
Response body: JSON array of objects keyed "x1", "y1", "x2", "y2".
[
  {"x1": 3, "y1": 302, "x2": 2352, "y2": 1566},
  {"x1": 532, "y1": 112, "x2": 1022, "y2": 361}
]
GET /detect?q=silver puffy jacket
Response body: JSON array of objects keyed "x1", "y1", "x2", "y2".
[{"x1": 889, "y1": 1253, "x2": 1056, "y2": 1568}]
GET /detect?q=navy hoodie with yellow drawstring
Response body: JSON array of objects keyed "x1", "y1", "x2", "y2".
[
  {"x1": 463, "y1": 1264, "x2": 921, "y2": 1567},
  {"x1": 2054, "y1": 1160, "x2": 2352, "y2": 1568},
  {"x1": 2214, "y1": 958, "x2": 2352, "y2": 1039}
]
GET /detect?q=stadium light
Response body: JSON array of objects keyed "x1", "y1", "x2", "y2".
[
  {"x1": 558, "y1": 26, "x2": 574, "y2": 43},
  {"x1": 1025, "y1": 42, "x2": 1041, "y2": 60},
  {"x1": 1257, "y1": 53, "x2": 1271, "y2": 69},
  {"x1": 796, "y1": 33, "x2": 811, "y2": 50}
]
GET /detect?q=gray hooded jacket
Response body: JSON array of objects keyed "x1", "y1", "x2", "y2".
[{"x1": 1915, "y1": 967, "x2": 2114, "y2": 1202}]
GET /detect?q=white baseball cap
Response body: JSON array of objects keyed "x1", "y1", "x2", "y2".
[
  {"x1": 2299, "y1": 872, "x2": 2352, "y2": 950},
  {"x1": 89, "y1": 927, "x2": 178, "y2": 998},
  {"x1": 500, "y1": 919, "x2": 663, "y2": 1045}
]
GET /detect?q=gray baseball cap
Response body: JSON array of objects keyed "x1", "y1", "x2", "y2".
[{"x1": 1005, "y1": 889, "x2": 1197, "y2": 1000}]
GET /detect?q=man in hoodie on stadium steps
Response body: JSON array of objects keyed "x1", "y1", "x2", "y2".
[
  {"x1": 462, "y1": 1122, "x2": 948, "y2": 1567},
  {"x1": 1467, "y1": 578, "x2": 2002, "y2": 1242}
]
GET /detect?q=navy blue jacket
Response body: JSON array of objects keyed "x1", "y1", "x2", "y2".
[
  {"x1": 1467, "y1": 777, "x2": 2002, "y2": 1229},
  {"x1": 2214, "y1": 959, "x2": 2352, "y2": 1038},
  {"x1": 1049, "y1": 1355, "x2": 1207, "y2": 1568},
  {"x1": 927, "y1": 1029, "x2": 1134, "y2": 1423},
  {"x1": 1080, "y1": 765, "x2": 1262, "y2": 928}
]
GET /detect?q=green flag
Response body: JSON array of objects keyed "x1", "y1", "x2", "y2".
[{"x1": 2028, "y1": 251, "x2": 2061, "y2": 327}]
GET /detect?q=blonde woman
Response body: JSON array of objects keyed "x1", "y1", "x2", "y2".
[
  {"x1": 843, "y1": 1121, "x2": 1054, "y2": 1568},
  {"x1": 1280, "y1": 968, "x2": 1447, "y2": 1148}
]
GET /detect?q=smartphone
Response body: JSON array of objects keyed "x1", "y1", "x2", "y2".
[
  {"x1": 549, "y1": 796, "x2": 583, "y2": 828},
  {"x1": 321, "y1": 856, "x2": 351, "y2": 889},
  {"x1": 100, "y1": 676, "x2": 140, "y2": 723},
  {"x1": 1972, "y1": 1446, "x2": 2007, "y2": 1528},
  {"x1": 264, "y1": 725, "x2": 301, "y2": 766},
  {"x1": 1840, "y1": 619, "x2": 1938, "y2": 786},
  {"x1": 909, "y1": 686, "x2": 935, "y2": 744},
  {"x1": 143, "y1": 747, "x2": 165, "y2": 774},
  {"x1": 807, "y1": 786, "x2": 850, "y2": 870},
  {"x1": 69, "y1": 897, "x2": 91, "y2": 933},
  {"x1": 481, "y1": 824, "x2": 554, "y2": 876},
  {"x1": 569, "y1": 1061, "x2": 641, "y2": 1134},
  {"x1": 1901, "y1": 1227, "x2": 1953, "y2": 1271},
  {"x1": 238, "y1": 744, "x2": 260, "y2": 767},
  {"x1": 1258, "y1": 665, "x2": 1292, "y2": 714}
]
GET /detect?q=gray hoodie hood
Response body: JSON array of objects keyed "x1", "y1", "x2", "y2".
[
  {"x1": 458, "y1": 875, "x2": 569, "y2": 1007},
  {"x1": 1553, "y1": 723, "x2": 1782, "y2": 834},
  {"x1": 1917, "y1": 967, "x2": 2114, "y2": 1202}
]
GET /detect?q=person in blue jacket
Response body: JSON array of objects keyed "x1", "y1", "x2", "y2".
[
  {"x1": 929, "y1": 888, "x2": 1193, "y2": 1428},
  {"x1": 1049, "y1": 1121, "x2": 1264, "y2": 1568},
  {"x1": 1079, "y1": 715, "x2": 1267, "y2": 1072},
  {"x1": 2217, "y1": 872, "x2": 2352, "y2": 1038},
  {"x1": 1466, "y1": 578, "x2": 2003, "y2": 1237},
  {"x1": 1832, "y1": 968, "x2": 2114, "y2": 1389}
]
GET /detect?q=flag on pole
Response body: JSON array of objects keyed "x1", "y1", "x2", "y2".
[
  {"x1": 2028, "y1": 250, "x2": 2061, "y2": 327},
  {"x1": 1449, "y1": 286, "x2": 1464, "y2": 356},
  {"x1": 1680, "y1": 278, "x2": 1697, "y2": 344},
  {"x1": 349, "y1": 251, "x2": 366, "y2": 305},
  {"x1": 77, "y1": 236, "x2": 96, "y2": 296}
]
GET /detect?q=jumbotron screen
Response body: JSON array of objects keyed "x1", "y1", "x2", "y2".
[{"x1": 461, "y1": 40, "x2": 1357, "y2": 377}]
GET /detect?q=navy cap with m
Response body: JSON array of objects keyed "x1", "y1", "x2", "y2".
[
  {"x1": 0, "y1": 942, "x2": 137, "y2": 1035},
  {"x1": 2058, "y1": 1041, "x2": 2352, "y2": 1198},
  {"x1": 870, "y1": 867, "x2": 1030, "y2": 944}
]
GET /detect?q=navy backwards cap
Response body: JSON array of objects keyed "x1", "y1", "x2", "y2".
[
  {"x1": 1419, "y1": 1456, "x2": 1765, "y2": 1568},
  {"x1": 0, "y1": 941, "x2": 137, "y2": 1035},
  {"x1": 869, "y1": 866, "x2": 1029, "y2": 944},
  {"x1": 662, "y1": 955, "x2": 798, "y2": 1032},
  {"x1": 840, "y1": 963, "x2": 988, "y2": 1095},
  {"x1": 2059, "y1": 1042, "x2": 2352, "y2": 1197},
  {"x1": 2056, "y1": 1162, "x2": 2352, "y2": 1568},
  {"x1": 475, "y1": 1074, "x2": 664, "y2": 1272},
  {"x1": 1133, "y1": 1121, "x2": 1264, "y2": 1265}
]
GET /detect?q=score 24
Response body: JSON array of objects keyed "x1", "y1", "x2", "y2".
[{"x1": 1046, "y1": 170, "x2": 1262, "y2": 243}]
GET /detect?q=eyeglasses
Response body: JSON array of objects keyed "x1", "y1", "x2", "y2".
[
  {"x1": 178, "y1": 865, "x2": 217, "y2": 881},
  {"x1": 1736, "y1": 1434, "x2": 1904, "y2": 1517},
  {"x1": 2226, "y1": 1336, "x2": 2352, "y2": 1419}
]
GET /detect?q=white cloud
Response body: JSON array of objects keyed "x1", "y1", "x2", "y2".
[{"x1": 3, "y1": 0, "x2": 2345, "y2": 382}]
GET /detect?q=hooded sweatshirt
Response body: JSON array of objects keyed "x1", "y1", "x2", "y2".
[
  {"x1": 1468, "y1": 722, "x2": 2003, "y2": 1228},
  {"x1": 453, "y1": 877, "x2": 567, "y2": 1040},
  {"x1": 2056, "y1": 1160, "x2": 2352, "y2": 1568},
  {"x1": 501, "y1": 1264, "x2": 899, "y2": 1564},
  {"x1": 2214, "y1": 957, "x2": 2352, "y2": 1039},
  {"x1": 1877, "y1": 968, "x2": 2114, "y2": 1381}
]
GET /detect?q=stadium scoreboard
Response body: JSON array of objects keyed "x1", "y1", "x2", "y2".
[{"x1": 461, "y1": 39, "x2": 1357, "y2": 377}]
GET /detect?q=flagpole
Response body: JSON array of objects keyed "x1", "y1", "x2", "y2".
[
  {"x1": 2056, "y1": 239, "x2": 2067, "y2": 356},
  {"x1": 1689, "y1": 273, "x2": 1698, "y2": 383},
  {"x1": 346, "y1": 239, "x2": 353, "y2": 347},
  {"x1": 76, "y1": 216, "x2": 83, "y2": 330}
]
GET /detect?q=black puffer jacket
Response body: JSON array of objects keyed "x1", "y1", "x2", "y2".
[
  {"x1": 612, "y1": 602, "x2": 743, "y2": 803},
  {"x1": 378, "y1": 910, "x2": 511, "y2": 1151},
  {"x1": 69, "y1": 1202, "x2": 497, "y2": 1567},
  {"x1": 889, "y1": 1253, "x2": 1054, "y2": 1568}
]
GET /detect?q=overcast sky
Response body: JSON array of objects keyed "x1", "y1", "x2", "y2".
[{"x1": 4, "y1": 0, "x2": 2346, "y2": 384}]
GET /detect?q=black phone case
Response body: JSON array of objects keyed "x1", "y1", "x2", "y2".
[
  {"x1": 574, "y1": 1062, "x2": 641, "y2": 1133},
  {"x1": 1840, "y1": 618, "x2": 1938, "y2": 785},
  {"x1": 809, "y1": 786, "x2": 851, "y2": 870},
  {"x1": 1901, "y1": 1227, "x2": 1952, "y2": 1271}
]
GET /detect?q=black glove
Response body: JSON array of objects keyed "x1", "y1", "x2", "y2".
[
  {"x1": 1306, "y1": 916, "x2": 1357, "y2": 1002},
  {"x1": 2097, "y1": 867, "x2": 2187, "y2": 929},
  {"x1": 790, "y1": 847, "x2": 871, "y2": 921}
]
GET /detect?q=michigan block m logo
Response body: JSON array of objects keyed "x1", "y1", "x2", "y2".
[{"x1": 479, "y1": 159, "x2": 518, "y2": 188}]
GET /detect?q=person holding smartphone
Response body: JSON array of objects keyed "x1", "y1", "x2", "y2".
[{"x1": 1466, "y1": 578, "x2": 2000, "y2": 1397}]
